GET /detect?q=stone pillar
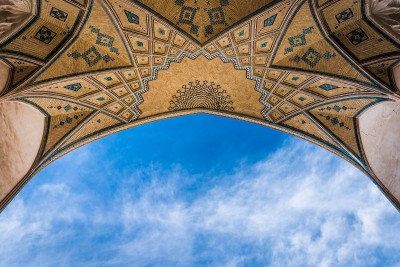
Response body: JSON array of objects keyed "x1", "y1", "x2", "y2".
[
  {"x1": 359, "y1": 101, "x2": 400, "y2": 207},
  {"x1": 0, "y1": 101, "x2": 45, "y2": 206}
]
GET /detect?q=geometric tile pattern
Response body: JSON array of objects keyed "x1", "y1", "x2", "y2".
[
  {"x1": 1, "y1": 57, "x2": 40, "y2": 88},
  {"x1": 169, "y1": 80, "x2": 234, "y2": 112},
  {"x1": 320, "y1": 0, "x2": 400, "y2": 64},
  {"x1": 364, "y1": 59, "x2": 400, "y2": 89},
  {"x1": 34, "y1": 0, "x2": 133, "y2": 82},
  {"x1": 33, "y1": 79, "x2": 102, "y2": 99},
  {"x1": 0, "y1": 0, "x2": 399, "y2": 211},
  {"x1": 271, "y1": 0, "x2": 378, "y2": 87},
  {"x1": 22, "y1": 97, "x2": 95, "y2": 155},
  {"x1": 2, "y1": 0, "x2": 82, "y2": 61},
  {"x1": 255, "y1": 1, "x2": 296, "y2": 36},
  {"x1": 59, "y1": 112, "x2": 124, "y2": 151},
  {"x1": 137, "y1": 55, "x2": 265, "y2": 120},
  {"x1": 108, "y1": 0, "x2": 150, "y2": 35},
  {"x1": 302, "y1": 79, "x2": 372, "y2": 99},
  {"x1": 308, "y1": 98, "x2": 384, "y2": 161},
  {"x1": 134, "y1": 0, "x2": 277, "y2": 44},
  {"x1": 280, "y1": 113, "x2": 341, "y2": 150}
]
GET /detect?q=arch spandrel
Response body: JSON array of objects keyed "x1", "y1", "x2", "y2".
[{"x1": 0, "y1": 0, "x2": 399, "y2": 212}]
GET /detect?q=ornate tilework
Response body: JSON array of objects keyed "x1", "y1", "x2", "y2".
[
  {"x1": 50, "y1": 7, "x2": 69, "y2": 22},
  {"x1": 346, "y1": 28, "x2": 369, "y2": 46},
  {"x1": 33, "y1": 79, "x2": 102, "y2": 99},
  {"x1": 264, "y1": 14, "x2": 277, "y2": 27},
  {"x1": 65, "y1": 83, "x2": 82, "y2": 92},
  {"x1": 124, "y1": 10, "x2": 140, "y2": 24},
  {"x1": 280, "y1": 113, "x2": 340, "y2": 149},
  {"x1": 290, "y1": 48, "x2": 336, "y2": 68},
  {"x1": 35, "y1": 0, "x2": 132, "y2": 82},
  {"x1": 34, "y1": 26, "x2": 57, "y2": 44},
  {"x1": 2, "y1": 57, "x2": 39, "y2": 87},
  {"x1": 269, "y1": 109, "x2": 283, "y2": 122},
  {"x1": 284, "y1": 27, "x2": 314, "y2": 55},
  {"x1": 67, "y1": 27, "x2": 120, "y2": 67},
  {"x1": 2, "y1": 0, "x2": 82, "y2": 61},
  {"x1": 364, "y1": 59, "x2": 400, "y2": 89},
  {"x1": 135, "y1": 0, "x2": 275, "y2": 44},
  {"x1": 109, "y1": 1, "x2": 149, "y2": 35},
  {"x1": 92, "y1": 73, "x2": 122, "y2": 88},
  {"x1": 308, "y1": 98, "x2": 383, "y2": 160},
  {"x1": 1, "y1": 0, "x2": 399, "y2": 212},
  {"x1": 110, "y1": 86, "x2": 130, "y2": 98},
  {"x1": 267, "y1": 95, "x2": 282, "y2": 106},
  {"x1": 282, "y1": 73, "x2": 310, "y2": 87},
  {"x1": 232, "y1": 23, "x2": 251, "y2": 43},
  {"x1": 120, "y1": 109, "x2": 134, "y2": 120},
  {"x1": 267, "y1": 70, "x2": 284, "y2": 81},
  {"x1": 319, "y1": 0, "x2": 400, "y2": 63},
  {"x1": 106, "y1": 102, "x2": 125, "y2": 115},
  {"x1": 68, "y1": 46, "x2": 115, "y2": 67},
  {"x1": 121, "y1": 70, "x2": 139, "y2": 82},
  {"x1": 274, "y1": 86, "x2": 293, "y2": 98},
  {"x1": 271, "y1": 0, "x2": 375, "y2": 86},
  {"x1": 59, "y1": 112, "x2": 123, "y2": 150},
  {"x1": 169, "y1": 80, "x2": 234, "y2": 112},
  {"x1": 83, "y1": 92, "x2": 115, "y2": 107},
  {"x1": 137, "y1": 54, "x2": 266, "y2": 120},
  {"x1": 335, "y1": 8, "x2": 353, "y2": 24},
  {"x1": 23, "y1": 97, "x2": 94, "y2": 155},
  {"x1": 255, "y1": 1, "x2": 295, "y2": 36},
  {"x1": 178, "y1": 6, "x2": 198, "y2": 25},
  {"x1": 278, "y1": 102, "x2": 298, "y2": 115},
  {"x1": 303, "y1": 79, "x2": 371, "y2": 99},
  {"x1": 319, "y1": 84, "x2": 339, "y2": 91},
  {"x1": 153, "y1": 20, "x2": 172, "y2": 42},
  {"x1": 289, "y1": 92, "x2": 320, "y2": 108},
  {"x1": 254, "y1": 35, "x2": 277, "y2": 54}
]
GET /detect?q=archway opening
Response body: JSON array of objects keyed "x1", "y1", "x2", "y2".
[{"x1": 0, "y1": 114, "x2": 399, "y2": 266}]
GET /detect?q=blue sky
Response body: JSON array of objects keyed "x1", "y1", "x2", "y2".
[{"x1": 0, "y1": 114, "x2": 399, "y2": 267}]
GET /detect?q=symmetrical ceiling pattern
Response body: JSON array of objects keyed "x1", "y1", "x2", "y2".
[
  {"x1": 134, "y1": 0, "x2": 278, "y2": 44},
  {"x1": 0, "y1": 0, "x2": 399, "y2": 211}
]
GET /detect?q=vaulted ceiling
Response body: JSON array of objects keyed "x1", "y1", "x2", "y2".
[{"x1": 0, "y1": 0, "x2": 399, "y2": 211}]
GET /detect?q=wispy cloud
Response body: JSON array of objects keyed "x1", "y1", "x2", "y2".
[{"x1": 0, "y1": 138, "x2": 399, "y2": 267}]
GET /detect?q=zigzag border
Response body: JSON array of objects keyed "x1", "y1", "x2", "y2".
[{"x1": 130, "y1": 49, "x2": 272, "y2": 121}]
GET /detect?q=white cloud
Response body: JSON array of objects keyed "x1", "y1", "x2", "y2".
[{"x1": 0, "y1": 138, "x2": 399, "y2": 267}]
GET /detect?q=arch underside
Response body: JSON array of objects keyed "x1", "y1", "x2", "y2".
[{"x1": 0, "y1": 0, "x2": 399, "y2": 211}]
